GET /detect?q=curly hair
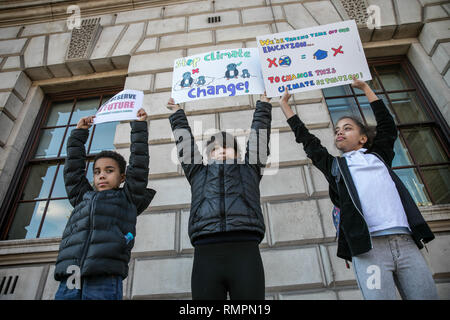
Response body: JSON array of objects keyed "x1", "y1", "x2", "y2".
[{"x1": 93, "y1": 150, "x2": 127, "y2": 174}]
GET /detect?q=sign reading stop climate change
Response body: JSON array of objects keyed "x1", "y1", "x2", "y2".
[
  {"x1": 171, "y1": 48, "x2": 265, "y2": 103},
  {"x1": 94, "y1": 89, "x2": 144, "y2": 124},
  {"x1": 256, "y1": 20, "x2": 371, "y2": 97}
]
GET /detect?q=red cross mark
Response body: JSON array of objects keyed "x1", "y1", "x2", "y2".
[
  {"x1": 192, "y1": 68, "x2": 199, "y2": 74},
  {"x1": 267, "y1": 58, "x2": 278, "y2": 68},
  {"x1": 332, "y1": 46, "x2": 343, "y2": 56}
]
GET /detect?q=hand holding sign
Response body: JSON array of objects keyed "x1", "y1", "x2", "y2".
[
  {"x1": 94, "y1": 89, "x2": 144, "y2": 124},
  {"x1": 136, "y1": 108, "x2": 148, "y2": 121},
  {"x1": 166, "y1": 98, "x2": 181, "y2": 112},
  {"x1": 77, "y1": 115, "x2": 95, "y2": 129}
]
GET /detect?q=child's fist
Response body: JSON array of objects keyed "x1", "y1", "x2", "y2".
[
  {"x1": 77, "y1": 116, "x2": 95, "y2": 129},
  {"x1": 260, "y1": 91, "x2": 271, "y2": 103},
  {"x1": 351, "y1": 79, "x2": 368, "y2": 91},
  {"x1": 166, "y1": 98, "x2": 181, "y2": 112},
  {"x1": 280, "y1": 87, "x2": 291, "y2": 105},
  {"x1": 136, "y1": 108, "x2": 148, "y2": 121}
]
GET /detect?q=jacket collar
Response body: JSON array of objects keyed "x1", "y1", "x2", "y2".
[{"x1": 342, "y1": 148, "x2": 367, "y2": 158}]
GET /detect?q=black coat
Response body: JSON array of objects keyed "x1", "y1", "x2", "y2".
[
  {"x1": 54, "y1": 121, "x2": 156, "y2": 281},
  {"x1": 169, "y1": 101, "x2": 272, "y2": 245},
  {"x1": 287, "y1": 99, "x2": 434, "y2": 261}
]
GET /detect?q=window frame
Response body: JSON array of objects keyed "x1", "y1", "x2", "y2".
[
  {"x1": 0, "y1": 86, "x2": 123, "y2": 240},
  {"x1": 323, "y1": 55, "x2": 449, "y2": 205}
]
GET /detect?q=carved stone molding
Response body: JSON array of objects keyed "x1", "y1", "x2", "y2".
[
  {"x1": 65, "y1": 18, "x2": 102, "y2": 61},
  {"x1": 332, "y1": 0, "x2": 369, "y2": 26}
]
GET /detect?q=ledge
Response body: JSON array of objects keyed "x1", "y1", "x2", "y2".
[{"x1": 0, "y1": 0, "x2": 190, "y2": 27}]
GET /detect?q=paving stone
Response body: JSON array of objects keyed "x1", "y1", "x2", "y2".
[
  {"x1": 147, "y1": 17, "x2": 186, "y2": 36},
  {"x1": 267, "y1": 199, "x2": 324, "y2": 244},
  {"x1": 164, "y1": 1, "x2": 212, "y2": 17},
  {"x1": 159, "y1": 30, "x2": 213, "y2": 50},
  {"x1": 260, "y1": 166, "x2": 307, "y2": 200},
  {"x1": 303, "y1": 1, "x2": 343, "y2": 25},
  {"x1": 147, "y1": 177, "x2": 191, "y2": 209},
  {"x1": 215, "y1": 0, "x2": 265, "y2": 11},
  {"x1": 124, "y1": 74, "x2": 153, "y2": 92},
  {"x1": 128, "y1": 50, "x2": 183, "y2": 74},
  {"x1": 0, "y1": 38, "x2": 27, "y2": 55},
  {"x1": 148, "y1": 143, "x2": 179, "y2": 176},
  {"x1": 0, "y1": 266, "x2": 45, "y2": 299},
  {"x1": 419, "y1": 20, "x2": 450, "y2": 55},
  {"x1": 132, "y1": 256, "x2": 193, "y2": 298},
  {"x1": 24, "y1": 36, "x2": 45, "y2": 68},
  {"x1": 261, "y1": 247, "x2": 324, "y2": 289},
  {"x1": 90, "y1": 25, "x2": 125, "y2": 59},
  {"x1": 115, "y1": 7, "x2": 161, "y2": 24},
  {"x1": 431, "y1": 42, "x2": 450, "y2": 74},
  {"x1": 135, "y1": 37, "x2": 157, "y2": 53},
  {"x1": 133, "y1": 211, "x2": 176, "y2": 253},
  {"x1": 241, "y1": 6, "x2": 284, "y2": 25},
  {"x1": 216, "y1": 24, "x2": 272, "y2": 43},
  {"x1": 113, "y1": 22, "x2": 145, "y2": 56}
]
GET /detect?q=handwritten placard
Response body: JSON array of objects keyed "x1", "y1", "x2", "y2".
[
  {"x1": 257, "y1": 20, "x2": 371, "y2": 97},
  {"x1": 94, "y1": 89, "x2": 143, "y2": 124},
  {"x1": 171, "y1": 48, "x2": 265, "y2": 103}
]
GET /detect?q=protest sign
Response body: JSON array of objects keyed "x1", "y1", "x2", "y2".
[
  {"x1": 94, "y1": 89, "x2": 143, "y2": 124},
  {"x1": 171, "y1": 48, "x2": 265, "y2": 103},
  {"x1": 256, "y1": 20, "x2": 371, "y2": 97}
]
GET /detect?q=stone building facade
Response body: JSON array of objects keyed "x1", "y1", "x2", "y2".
[{"x1": 0, "y1": 0, "x2": 449, "y2": 300}]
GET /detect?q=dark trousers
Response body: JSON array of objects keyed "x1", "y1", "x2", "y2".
[
  {"x1": 191, "y1": 241, "x2": 265, "y2": 300},
  {"x1": 54, "y1": 275, "x2": 123, "y2": 300}
]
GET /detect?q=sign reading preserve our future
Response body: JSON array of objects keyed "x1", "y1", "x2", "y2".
[
  {"x1": 171, "y1": 48, "x2": 265, "y2": 103},
  {"x1": 256, "y1": 20, "x2": 372, "y2": 97},
  {"x1": 94, "y1": 90, "x2": 144, "y2": 124}
]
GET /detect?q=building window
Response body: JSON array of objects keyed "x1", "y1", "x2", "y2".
[
  {"x1": 2, "y1": 87, "x2": 122, "y2": 240},
  {"x1": 323, "y1": 57, "x2": 449, "y2": 206}
]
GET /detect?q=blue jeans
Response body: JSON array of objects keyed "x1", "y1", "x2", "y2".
[{"x1": 54, "y1": 275, "x2": 123, "y2": 300}]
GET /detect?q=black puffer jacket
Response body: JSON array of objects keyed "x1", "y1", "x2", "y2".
[
  {"x1": 169, "y1": 101, "x2": 272, "y2": 245},
  {"x1": 54, "y1": 121, "x2": 156, "y2": 281}
]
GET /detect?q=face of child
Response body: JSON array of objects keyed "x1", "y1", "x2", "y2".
[
  {"x1": 209, "y1": 145, "x2": 237, "y2": 161},
  {"x1": 334, "y1": 118, "x2": 368, "y2": 153},
  {"x1": 93, "y1": 157, "x2": 125, "y2": 191}
]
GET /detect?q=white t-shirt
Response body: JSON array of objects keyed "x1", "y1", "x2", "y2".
[{"x1": 342, "y1": 148, "x2": 411, "y2": 234}]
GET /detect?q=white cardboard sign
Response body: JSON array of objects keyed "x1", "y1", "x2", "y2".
[
  {"x1": 171, "y1": 48, "x2": 265, "y2": 103},
  {"x1": 94, "y1": 90, "x2": 143, "y2": 124},
  {"x1": 256, "y1": 20, "x2": 372, "y2": 97}
]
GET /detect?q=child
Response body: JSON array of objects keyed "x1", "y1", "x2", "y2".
[
  {"x1": 54, "y1": 108, "x2": 156, "y2": 300},
  {"x1": 166, "y1": 95, "x2": 272, "y2": 300},
  {"x1": 280, "y1": 80, "x2": 438, "y2": 300}
]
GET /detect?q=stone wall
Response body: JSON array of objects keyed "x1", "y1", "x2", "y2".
[{"x1": 0, "y1": 0, "x2": 449, "y2": 300}]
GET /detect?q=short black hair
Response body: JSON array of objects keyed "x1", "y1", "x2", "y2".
[
  {"x1": 93, "y1": 150, "x2": 127, "y2": 174},
  {"x1": 206, "y1": 131, "x2": 240, "y2": 157},
  {"x1": 337, "y1": 116, "x2": 376, "y2": 149}
]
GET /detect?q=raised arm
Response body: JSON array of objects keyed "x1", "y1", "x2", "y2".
[
  {"x1": 123, "y1": 109, "x2": 156, "y2": 214},
  {"x1": 64, "y1": 116, "x2": 94, "y2": 207},
  {"x1": 352, "y1": 80, "x2": 398, "y2": 166},
  {"x1": 246, "y1": 93, "x2": 272, "y2": 170},
  {"x1": 167, "y1": 98, "x2": 204, "y2": 183},
  {"x1": 280, "y1": 89, "x2": 336, "y2": 188}
]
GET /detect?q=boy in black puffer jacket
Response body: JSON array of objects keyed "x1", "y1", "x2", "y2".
[
  {"x1": 54, "y1": 108, "x2": 156, "y2": 300},
  {"x1": 167, "y1": 94, "x2": 272, "y2": 300}
]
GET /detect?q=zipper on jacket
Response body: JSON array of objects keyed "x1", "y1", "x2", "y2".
[
  {"x1": 80, "y1": 193, "x2": 98, "y2": 271},
  {"x1": 336, "y1": 159, "x2": 373, "y2": 249},
  {"x1": 219, "y1": 164, "x2": 225, "y2": 232}
]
